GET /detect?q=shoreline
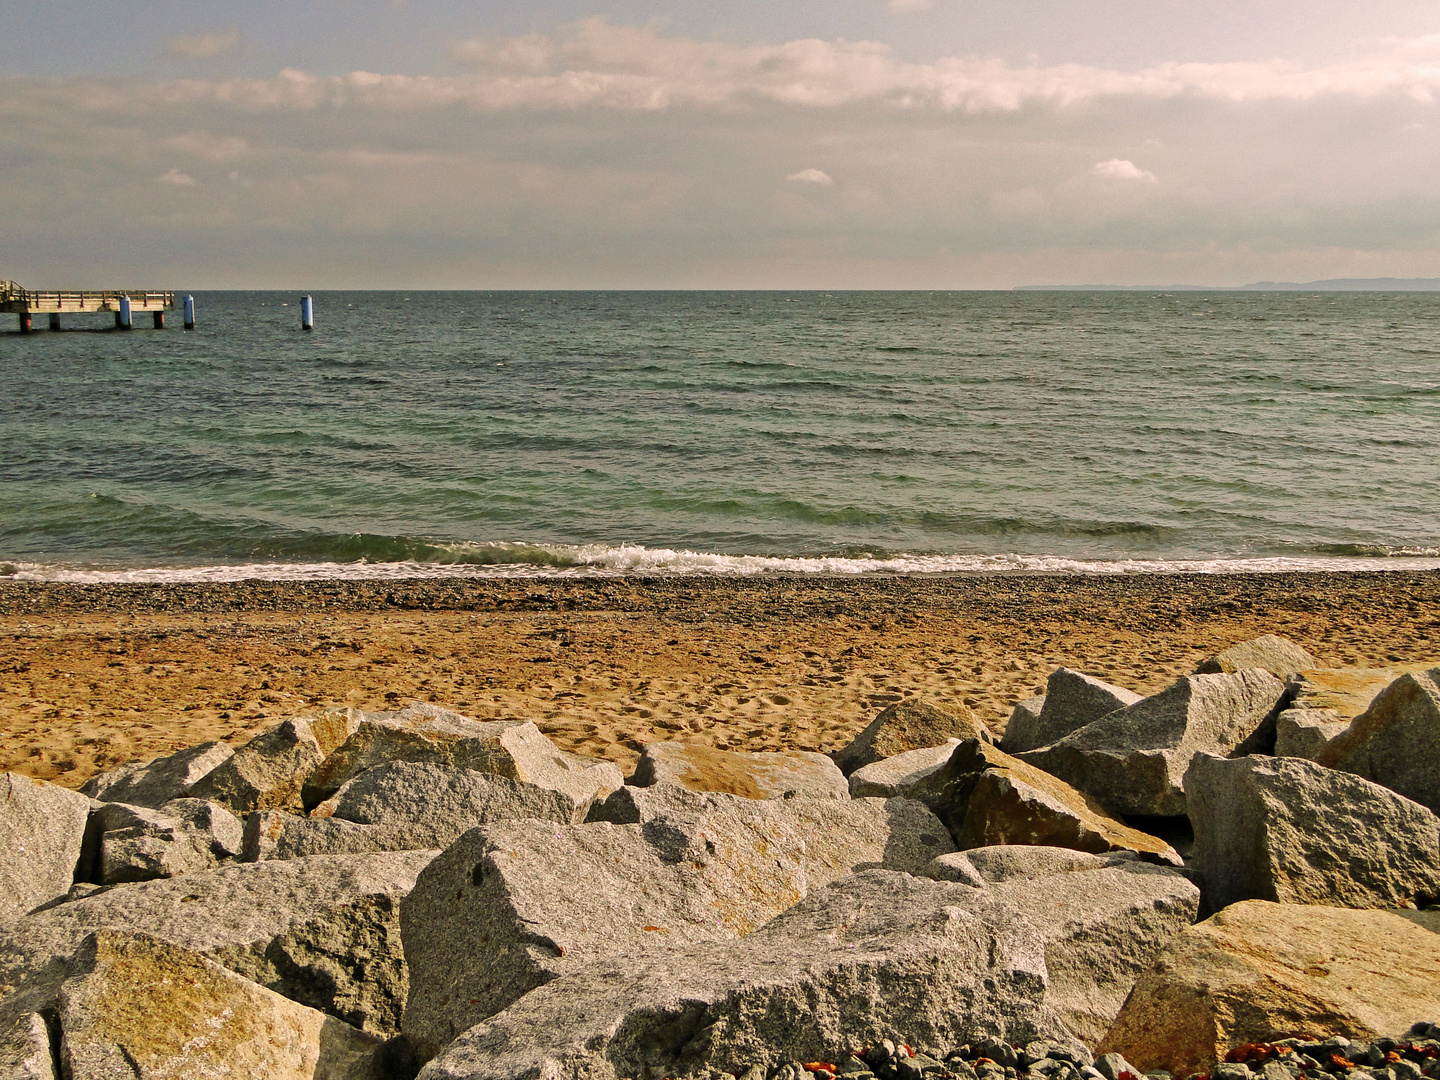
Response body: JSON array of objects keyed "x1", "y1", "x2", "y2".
[{"x1": 4, "y1": 570, "x2": 1436, "y2": 791}]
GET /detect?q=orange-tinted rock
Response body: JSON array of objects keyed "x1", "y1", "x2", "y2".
[
  {"x1": 910, "y1": 740, "x2": 1179, "y2": 863},
  {"x1": 1099, "y1": 901, "x2": 1440, "y2": 1078}
]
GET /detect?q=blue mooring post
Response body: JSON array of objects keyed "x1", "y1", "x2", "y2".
[
  {"x1": 183, "y1": 294, "x2": 195, "y2": 331},
  {"x1": 300, "y1": 295, "x2": 314, "y2": 332},
  {"x1": 116, "y1": 295, "x2": 132, "y2": 330}
]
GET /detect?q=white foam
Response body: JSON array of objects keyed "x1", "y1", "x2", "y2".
[{"x1": 5, "y1": 544, "x2": 1440, "y2": 583}]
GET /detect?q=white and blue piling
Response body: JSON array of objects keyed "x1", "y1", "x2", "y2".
[
  {"x1": 183, "y1": 295, "x2": 195, "y2": 331},
  {"x1": 301, "y1": 295, "x2": 314, "y2": 332},
  {"x1": 115, "y1": 295, "x2": 132, "y2": 330}
]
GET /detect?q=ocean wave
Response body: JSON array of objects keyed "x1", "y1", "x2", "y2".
[{"x1": 5, "y1": 543, "x2": 1440, "y2": 584}]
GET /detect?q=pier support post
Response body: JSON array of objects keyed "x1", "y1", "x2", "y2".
[
  {"x1": 18, "y1": 308, "x2": 32, "y2": 334},
  {"x1": 48, "y1": 313, "x2": 61, "y2": 331},
  {"x1": 301, "y1": 295, "x2": 314, "y2": 331},
  {"x1": 183, "y1": 295, "x2": 195, "y2": 330},
  {"x1": 153, "y1": 310, "x2": 165, "y2": 329},
  {"x1": 116, "y1": 295, "x2": 132, "y2": 330}
]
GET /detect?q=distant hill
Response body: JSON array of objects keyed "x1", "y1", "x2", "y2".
[{"x1": 1015, "y1": 278, "x2": 1440, "y2": 291}]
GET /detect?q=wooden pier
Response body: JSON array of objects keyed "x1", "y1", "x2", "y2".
[{"x1": 1, "y1": 280, "x2": 177, "y2": 332}]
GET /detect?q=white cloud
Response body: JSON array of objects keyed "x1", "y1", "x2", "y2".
[
  {"x1": 1092, "y1": 159, "x2": 1157, "y2": 183},
  {"x1": 787, "y1": 168, "x2": 833, "y2": 185},
  {"x1": 156, "y1": 169, "x2": 197, "y2": 186},
  {"x1": 164, "y1": 29, "x2": 244, "y2": 61}
]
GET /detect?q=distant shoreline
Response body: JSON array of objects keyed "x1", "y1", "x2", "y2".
[{"x1": 1014, "y1": 277, "x2": 1440, "y2": 291}]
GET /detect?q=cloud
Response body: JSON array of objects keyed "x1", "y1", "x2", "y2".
[
  {"x1": 888, "y1": 0, "x2": 936, "y2": 12},
  {"x1": 29, "y1": 22, "x2": 1431, "y2": 117},
  {"x1": 787, "y1": 168, "x2": 833, "y2": 185},
  {"x1": 1092, "y1": 159, "x2": 1157, "y2": 182},
  {"x1": 164, "y1": 29, "x2": 245, "y2": 61},
  {"x1": 5, "y1": 21, "x2": 1440, "y2": 288}
]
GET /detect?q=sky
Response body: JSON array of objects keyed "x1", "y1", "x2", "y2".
[{"x1": 3, "y1": 1, "x2": 1440, "y2": 288}]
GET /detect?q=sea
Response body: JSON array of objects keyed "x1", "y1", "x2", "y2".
[{"x1": 3, "y1": 290, "x2": 1438, "y2": 582}]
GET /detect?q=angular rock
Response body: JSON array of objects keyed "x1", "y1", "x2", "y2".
[
  {"x1": 1274, "y1": 708, "x2": 1350, "y2": 760},
  {"x1": 848, "y1": 740, "x2": 962, "y2": 798},
  {"x1": 0, "y1": 1008, "x2": 54, "y2": 1080},
  {"x1": 631, "y1": 741, "x2": 848, "y2": 800},
  {"x1": 909, "y1": 740, "x2": 1180, "y2": 863},
  {"x1": 1098, "y1": 901, "x2": 1440, "y2": 1077},
  {"x1": 186, "y1": 718, "x2": 325, "y2": 816},
  {"x1": 922, "y1": 851, "x2": 987, "y2": 887},
  {"x1": 0, "y1": 850, "x2": 434, "y2": 1036},
  {"x1": 91, "y1": 797, "x2": 243, "y2": 885},
  {"x1": 963, "y1": 845, "x2": 1117, "y2": 884},
  {"x1": 1184, "y1": 752, "x2": 1440, "y2": 912},
  {"x1": 401, "y1": 796, "x2": 954, "y2": 1059},
  {"x1": 415, "y1": 870, "x2": 1074, "y2": 1080},
  {"x1": 1287, "y1": 667, "x2": 1401, "y2": 719},
  {"x1": 80, "y1": 740, "x2": 234, "y2": 808},
  {"x1": 1017, "y1": 670, "x2": 1289, "y2": 816},
  {"x1": 0, "y1": 773, "x2": 92, "y2": 923},
  {"x1": 303, "y1": 706, "x2": 622, "y2": 815},
  {"x1": 57, "y1": 929, "x2": 386, "y2": 1080},
  {"x1": 304, "y1": 706, "x2": 365, "y2": 756},
  {"x1": 1003, "y1": 669, "x2": 1142, "y2": 755},
  {"x1": 833, "y1": 698, "x2": 990, "y2": 776},
  {"x1": 1195, "y1": 635, "x2": 1319, "y2": 677},
  {"x1": 999, "y1": 696, "x2": 1045, "y2": 752},
  {"x1": 982, "y1": 859, "x2": 1199, "y2": 1045},
  {"x1": 1317, "y1": 668, "x2": 1440, "y2": 814},
  {"x1": 316, "y1": 760, "x2": 583, "y2": 828},
  {"x1": 420, "y1": 862, "x2": 1196, "y2": 1080}
]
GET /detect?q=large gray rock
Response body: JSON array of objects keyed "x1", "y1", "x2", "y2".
[
  {"x1": 1317, "y1": 668, "x2": 1440, "y2": 814},
  {"x1": 1274, "y1": 708, "x2": 1350, "y2": 760},
  {"x1": 1003, "y1": 669, "x2": 1142, "y2": 755},
  {"x1": 908, "y1": 740, "x2": 1180, "y2": 863},
  {"x1": 415, "y1": 870, "x2": 1073, "y2": 1080},
  {"x1": 80, "y1": 740, "x2": 235, "y2": 808},
  {"x1": 91, "y1": 797, "x2": 243, "y2": 885},
  {"x1": 57, "y1": 929, "x2": 387, "y2": 1080},
  {"x1": 246, "y1": 761, "x2": 592, "y2": 861},
  {"x1": 631, "y1": 741, "x2": 848, "y2": 800},
  {"x1": 418, "y1": 862, "x2": 1196, "y2": 1080},
  {"x1": 981, "y1": 858, "x2": 1199, "y2": 1044},
  {"x1": 1195, "y1": 634, "x2": 1319, "y2": 676},
  {"x1": 999, "y1": 695, "x2": 1045, "y2": 750},
  {"x1": 1018, "y1": 670, "x2": 1289, "y2": 816},
  {"x1": 0, "y1": 773, "x2": 92, "y2": 923},
  {"x1": 304, "y1": 706, "x2": 622, "y2": 816},
  {"x1": 1184, "y1": 752, "x2": 1440, "y2": 913},
  {"x1": 833, "y1": 698, "x2": 990, "y2": 775},
  {"x1": 848, "y1": 739, "x2": 961, "y2": 798},
  {"x1": 187, "y1": 718, "x2": 326, "y2": 816},
  {"x1": 401, "y1": 795, "x2": 954, "y2": 1060},
  {"x1": 317, "y1": 760, "x2": 583, "y2": 828},
  {"x1": 962, "y1": 845, "x2": 1119, "y2": 884},
  {"x1": 0, "y1": 1008, "x2": 53, "y2": 1079},
  {"x1": 0, "y1": 850, "x2": 434, "y2": 1036}
]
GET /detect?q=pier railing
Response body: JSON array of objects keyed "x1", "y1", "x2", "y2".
[{"x1": 0, "y1": 284, "x2": 174, "y2": 313}]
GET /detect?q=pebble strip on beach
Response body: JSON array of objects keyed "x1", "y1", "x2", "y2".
[{"x1": 759, "y1": 1026, "x2": 1440, "y2": 1080}]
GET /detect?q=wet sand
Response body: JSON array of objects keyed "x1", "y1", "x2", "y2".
[{"x1": 2, "y1": 571, "x2": 1436, "y2": 789}]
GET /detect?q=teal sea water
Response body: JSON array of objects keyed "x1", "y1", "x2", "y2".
[{"x1": 3, "y1": 290, "x2": 1438, "y2": 581}]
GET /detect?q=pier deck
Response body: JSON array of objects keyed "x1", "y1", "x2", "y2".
[{"x1": 1, "y1": 281, "x2": 173, "y2": 314}]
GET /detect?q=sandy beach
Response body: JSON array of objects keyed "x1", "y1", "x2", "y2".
[{"x1": 2, "y1": 571, "x2": 1436, "y2": 790}]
